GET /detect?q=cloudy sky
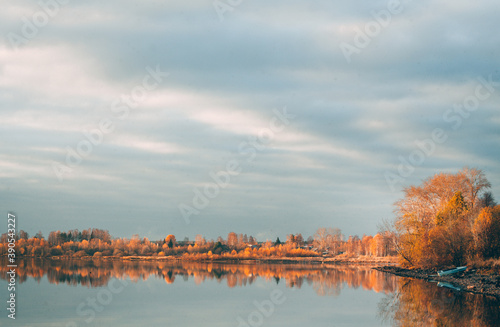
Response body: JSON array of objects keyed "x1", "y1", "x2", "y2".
[{"x1": 1, "y1": 0, "x2": 499, "y2": 241}]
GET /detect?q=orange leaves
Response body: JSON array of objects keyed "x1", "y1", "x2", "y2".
[
  {"x1": 80, "y1": 240, "x2": 89, "y2": 249},
  {"x1": 435, "y1": 191, "x2": 468, "y2": 226},
  {"x1": 165, "y1": 235, "x2": 176, "y2": 248},
  {"x1": 369, "y1": 234, "x2": 384, "y2": 257},
  {"x1": 394, "y1": 167, "x2": 493, "y2": 268},
  {"x1": 474, "y1": 206, "x2": 496, "y2": 231},
  {"x1": 427, "y1": 226, "x2": 452, "y2": 267},
  {"x1": 473, "y1": 206, "x2": 500, "y2": 259},
  {"x1": 396, "y1": 168, "x2": 489, "y2": 235}
]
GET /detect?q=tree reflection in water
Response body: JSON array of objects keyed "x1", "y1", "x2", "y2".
[
  {"x1": 379, "y1": 277, "x2": 500, "y2": 326},
  {"x1": 2, "y1": 258, "x2": 498, "y2": 325},
  {"x1": 1, "y1": 258, "x2": 396, "y2": 296}
]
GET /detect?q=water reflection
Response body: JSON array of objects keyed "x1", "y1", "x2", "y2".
[
  {"x1": 0, "y1": 258, "x2": 396, "y2": 296},
  {"x1": 2, "y1": 258, "x2": 498, "y2": 326},
  {"x1": 379, "y1": 277, "x2": 500, "y2": 326}
]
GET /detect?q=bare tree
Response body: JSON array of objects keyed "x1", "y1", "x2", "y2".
[
  {"x1": 295, "y1": 234, "x2": 304, "y2": 246},
  {"x1": 460, "y1": 167, "x2": 491, "y2": 210},
  {"x1": 195, "y1": 234, "x2": 205, "y2": 246},
  {"x1": 227, "y1": 232, "x2": 238, "y2": 248},
  {"x1": 313, "y1": 228, "x2": 342, "y2": 253},
  {"x1": 479, "y1": 191, "x2": 496, "y2": 208}
]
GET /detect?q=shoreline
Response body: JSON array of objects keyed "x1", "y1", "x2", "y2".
[{"x1": 374, "y1": 266, "x2": 500, "y2": 299}]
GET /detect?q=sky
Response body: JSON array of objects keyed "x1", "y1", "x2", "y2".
[{"x1": 1, "y1": 0, "x2": 499, "y2": 242}]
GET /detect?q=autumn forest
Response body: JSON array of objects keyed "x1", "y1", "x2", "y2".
[
  {"x1": 0, "y1": 226, "x2": 398, "y2": 263},
  {"x1": 1, "y1": 167, "x2": 499, "y2": 269}
]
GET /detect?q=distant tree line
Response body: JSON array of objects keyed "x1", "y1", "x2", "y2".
[{"x1": 0, "y1": 228, "x2": 397, "y2": 260}]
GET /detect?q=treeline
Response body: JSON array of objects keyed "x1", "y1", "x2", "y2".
[
  {"x1": 386, "y1": 167, "x2": 500, "y2": 268},
  {"x1": 0, "y1": 228, "x2": 397, "y2": 260}
]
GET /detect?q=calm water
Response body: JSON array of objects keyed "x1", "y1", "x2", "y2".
[{"x1": 1, "y1": 259, "x2": 499, "y2": 326}]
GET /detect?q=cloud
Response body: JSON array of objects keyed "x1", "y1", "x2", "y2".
[{"x1": 1, "y1": 0, "x2": 499, "y2": 240}]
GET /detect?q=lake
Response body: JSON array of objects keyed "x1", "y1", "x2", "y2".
[{"x1": 1, "y1": 258, "x2": 499, "y2": 326}]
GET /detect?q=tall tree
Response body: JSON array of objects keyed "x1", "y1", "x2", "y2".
[
  {"x1": 227, "y1": 232, "x2": 237, "y2": 248},
  {"x1": 195, "y1": 234, "x2": 206, "y2": 247},
  {"x1": 479, "y1": 191, "x2": 497, "y2": 208},
  {"x1": 294, "y1": 234, "x2": 304, "y2": 246},
  {"x1": 473, "y1": 206, "x2": 500, "y2": 259},
  {"x1": 435, "y1": 191, "x2": 468, "y2": 226},
  {"x1": 165, "y1": 235, "x2": 176, "y2": 248},
  {"x1": 460, "y1": 167, "x2": 491, "y2": 210},
  {"x1": 393, "y1": 167, "x2": 491, "y2": 267},
  {"x1": 313, "y1": 228, "x2": 342, "y2": 253}
]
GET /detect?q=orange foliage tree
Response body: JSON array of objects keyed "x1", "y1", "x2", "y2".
[
  {"x1": 165, "y1": 235, "x2": 176, "y2": 248},
  {"x1": 473, "y1": 206, "x2": 500, "y2": 259},
  {"x1": 393, "y1": 167, "x2": 492, "y2": 268}
]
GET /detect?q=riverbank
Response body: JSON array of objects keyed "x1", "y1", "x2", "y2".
[{"x1": 375, "y1": 266, "x2": 500, "y2": 298}]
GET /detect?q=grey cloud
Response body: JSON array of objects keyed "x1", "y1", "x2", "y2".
[{"x1": 1, "y1": 0, "x2": 499, "y2": 240}]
